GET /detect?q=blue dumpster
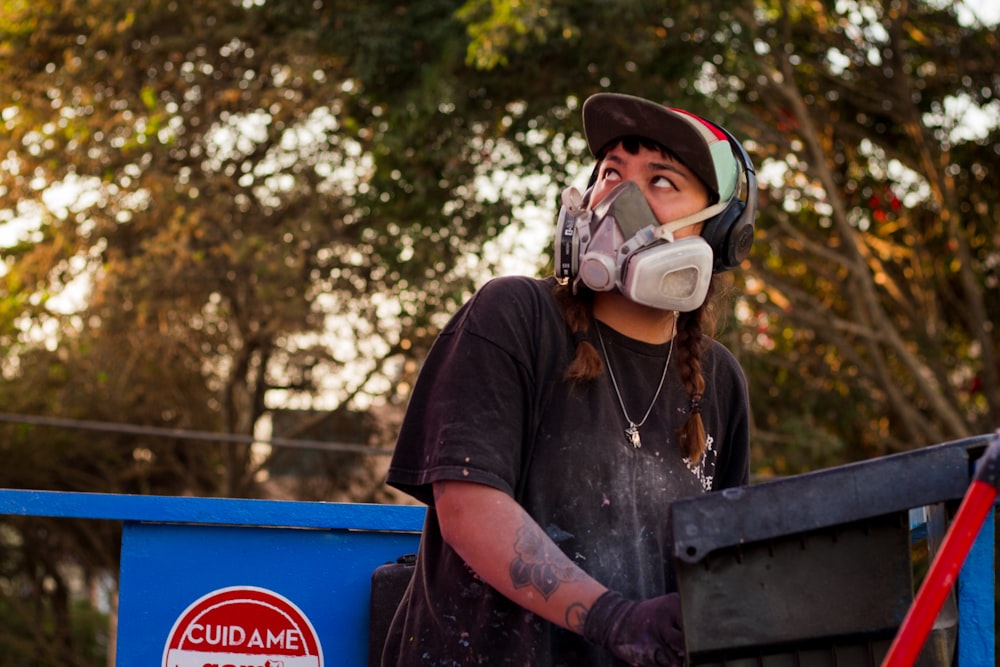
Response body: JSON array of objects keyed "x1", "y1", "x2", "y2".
[{"x1": 0, "y1": 490, "x2": 424, "y2": 666}]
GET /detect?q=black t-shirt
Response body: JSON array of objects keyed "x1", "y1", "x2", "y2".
[{"x1": 383, "y1": 275, "x2": 750, "y2": 666}]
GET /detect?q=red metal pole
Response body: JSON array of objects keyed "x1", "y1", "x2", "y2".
[{"x1": 881, "y1": 432, "x2": 1000, "y2": 667}]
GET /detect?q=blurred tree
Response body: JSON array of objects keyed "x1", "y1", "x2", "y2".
[
  {"x1": 1, "y1": 0, "x2": 998, "y2": 663},
  {"x1": 1, "y1": 0, "x2": 746, "y2": 499},
  {"x1": 724, "y1": 0, "x2": 999, "y2": 470},
  {"x1": 2, "y1": 0, "x2": 482, "y2": 496},
  {"x1": 0, "y1": 0, "x2": 486, "y2": 662},
  {"x1": 435, "y1": 0, "x2": 999, "y2": 471}
]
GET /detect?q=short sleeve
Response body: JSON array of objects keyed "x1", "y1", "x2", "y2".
[{"x1": 386, "y1": 277, "x2": 561, "y2": 505}]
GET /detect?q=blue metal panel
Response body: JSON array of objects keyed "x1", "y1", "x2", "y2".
[
  {"x1": 0, "y1": 488, "x2": 425, "y2": 532},
  {"x1": 1, "y1": 489, "x2": 426, "y2": 666},
  {"x1": 117, "y1": 520, "x2": 421, "y2": 666},
  {"x1": 958, "y1": 508, "x2": 995, "y2": 667}
]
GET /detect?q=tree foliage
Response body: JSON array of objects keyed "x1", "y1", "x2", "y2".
[
  {"x1": 729, "y1": 0, "x2": 999, "y2": 469},
  {"x1": 1, "y1": 0, "x2": 998, "y2": 663},
  {"x1": 335, "y1": 0, "x2": 1000, "y2": 467}
]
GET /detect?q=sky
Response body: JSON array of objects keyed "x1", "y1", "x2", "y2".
[{"x1": 961, "y1": 0, "x2": 999, "y2": 24}]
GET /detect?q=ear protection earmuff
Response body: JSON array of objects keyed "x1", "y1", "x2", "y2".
[{"x1": 697, "y1": 124, "x2": 757, "y2": 273}]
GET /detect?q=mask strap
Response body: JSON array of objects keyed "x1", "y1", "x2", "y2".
[{"x1": 652, "y1": 201, "x2": 729, "y2": 241}]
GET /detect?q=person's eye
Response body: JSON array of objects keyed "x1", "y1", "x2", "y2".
[
  {"x1": 602, "y1": 167, "x2": 621, "y2": 182},
  {"x1": 652, "y1": 174, "x2": 677, "y2": 190}
]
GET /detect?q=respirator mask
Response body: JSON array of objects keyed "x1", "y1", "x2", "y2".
[{"x1": 554, "y1": 180, "x2": 713, "y2": 312}]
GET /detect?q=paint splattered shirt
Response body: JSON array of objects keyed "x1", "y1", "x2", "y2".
[{"x1": 383, "y1": 276, "x2": 750, "y2": 666}]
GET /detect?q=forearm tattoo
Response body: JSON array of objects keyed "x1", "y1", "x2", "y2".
[
  {"x1": 565, "y1": 601, "x2": 588, "y2": 633},
  {"x1": 509, "y1": 519, "x2": 582, "y2": 601}
]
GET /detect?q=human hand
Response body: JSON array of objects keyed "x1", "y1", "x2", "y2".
[{"x1": 582, "y1": 589, "x2": 685, "y2": 666}]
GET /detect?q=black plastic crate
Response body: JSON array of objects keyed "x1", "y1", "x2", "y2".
[
  {"x1": 369, "y1": 553, "x2": 417, "y2": 667},
  {"x1": 669, "y1": 435, "x2": 991, "y2": 666}
]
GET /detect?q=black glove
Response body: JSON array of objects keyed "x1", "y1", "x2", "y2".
[{"x1": 583, "y1": 589, "x2": 685, "y2": 667}]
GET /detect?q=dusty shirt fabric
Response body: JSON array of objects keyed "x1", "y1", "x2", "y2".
[{"x1": 382, "y1": 275, "x2": 750, "y2": 667}]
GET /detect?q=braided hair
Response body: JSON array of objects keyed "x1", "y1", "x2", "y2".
[{"x1": 554, "y1": 279, "x2": 722, "y2": 464}]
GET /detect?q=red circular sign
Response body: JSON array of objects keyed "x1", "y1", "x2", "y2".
[{"x1": 162, "y1": 586, "x2": 323, "y2": 667}]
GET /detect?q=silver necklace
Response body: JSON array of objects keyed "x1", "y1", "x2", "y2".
[{"x1": 595, "y1": 317, "x2": 676, "y2": 449}]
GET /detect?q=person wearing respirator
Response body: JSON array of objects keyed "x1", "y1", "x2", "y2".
[{"x1": 381, "y1": 93, "x2": 756, "y2": 667}]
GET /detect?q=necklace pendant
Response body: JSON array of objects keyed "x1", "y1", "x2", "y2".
[{"x1": 626, "y1": 423, "x2": 641, "y2": 448}]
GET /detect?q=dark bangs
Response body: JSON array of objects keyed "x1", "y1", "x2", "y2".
[{"x1": 595, "y1": 135, "x2": 717, "y2": 204}]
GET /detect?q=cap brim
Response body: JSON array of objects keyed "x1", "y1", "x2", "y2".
[{"x1": 583, "y1": 93, "x2": 725, "y2": 197}]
